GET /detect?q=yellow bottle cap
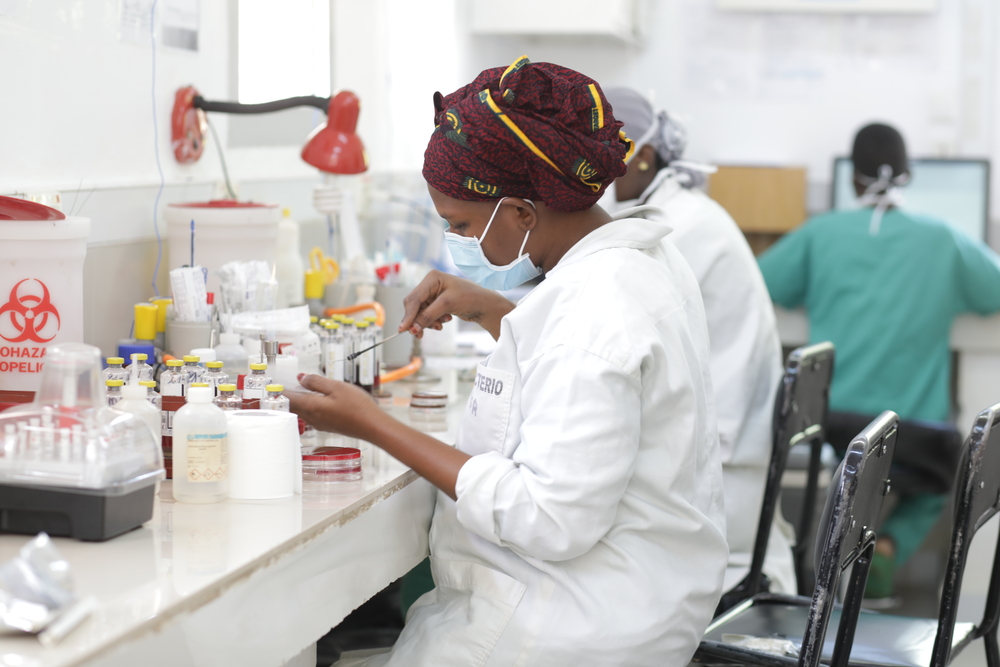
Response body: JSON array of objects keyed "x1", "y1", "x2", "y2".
[
  {"x1": 151, "y1": 298, "x2": 172, "y2": 333},
  {"x1": 139, "y1": 381, "x2": 156, "y2": 388},
  {"x1": 304, "y1": 270, "x2": 324, "y2": 300},
  {"x1": 107, "y1": 357, "x2": 124, "y2": 365},
  {"x1": 134, "y1": 303, "x2": 159, "y2": 341},
  {"x1": 310, "y1": 316, "x2": 318, "y2": 324},
  {"x1": 183, "y1": 355, "x2": 200, "y2": 363},
  {"x1": 265, "y1": 384, "x2": 284, "y2": 392},
  {"x1": 282, "y1": 207, "x2": 291, "y2": 218},
  {"x1": 343, "y1": 318, "x2": 355, "y2": 325},
  {"x1": 105, "y1": 379, "x2": 124, "y2": 387},
  {"x1": 250, "y1": 363, "x2": 267, "y2": 371},
  {"x1": 364, "y1": 315, "x2": 377, "y2": 323},
  {"x1": 190, "y1": 382, "x2": 210, "y2": 388},
  {"x1": 217, "y1": 384, "x2": 237, "y2": 392},
  {"x1": 166, "y1": 359, "x2": 184, "y2": 367},
  {"x1": 131, "y1": 353, "x2": 148, "y2": 361},
  {"x1": 323, "y1": 321, "x2": 340, "y2": 329},
  {"x1": 206, "y1": 361, "x2": 224, "y2": 368},
  {"x1": 356, "y1": 321, "x2": 370, "y2": 329}
]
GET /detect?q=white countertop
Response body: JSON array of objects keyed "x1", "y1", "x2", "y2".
[{"x1": 0, "y1": 374, "x2": 472, "y2": 667}]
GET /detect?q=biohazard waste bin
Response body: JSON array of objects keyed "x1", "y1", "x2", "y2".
[{"x1": 0, "y1": 196, "x2": 89, "y2": 392}]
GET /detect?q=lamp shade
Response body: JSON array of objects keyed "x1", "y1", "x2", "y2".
[{"x1": 301, "y1": 91, "x2": 368, "y2": 174}]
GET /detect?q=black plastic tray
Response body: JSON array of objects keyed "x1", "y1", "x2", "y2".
[{"x1": 0, "y1": 482, "x2": 156, "y2": 542}]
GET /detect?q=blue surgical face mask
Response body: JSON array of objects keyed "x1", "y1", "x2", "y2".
[{"x1": 444, "y1": 197, "x2": 541, "y2": 291}]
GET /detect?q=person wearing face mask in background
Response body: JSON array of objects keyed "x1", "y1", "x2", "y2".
[
  {"x1": 289, "y1": 57, "x2": 728, "y2": 666},
  {"x1": 604, "y1": 87, "x2": 795, "y2": 597},
  {"x1": 759, "y1": 123, "x2": 1000, "y2": 601}
]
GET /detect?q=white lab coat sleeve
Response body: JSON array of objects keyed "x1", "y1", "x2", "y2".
[{"x1": 455, "y1": 345, "x2": 641, "y2": 562}]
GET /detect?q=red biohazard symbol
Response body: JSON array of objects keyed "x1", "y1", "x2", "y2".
[{"x1": 0, "y1": 279, "x2": 61, "y2": 343}]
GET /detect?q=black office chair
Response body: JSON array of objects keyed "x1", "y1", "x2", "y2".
[
  {"x1": 794, "y1": 401, "x2": 1000, "y2": 667},
  {"x1": 695, "y1": 411, "x2": 898, "y2": 667},
  {"x1": 717, "y1": 342, "x2": 835, "y2": 615}
]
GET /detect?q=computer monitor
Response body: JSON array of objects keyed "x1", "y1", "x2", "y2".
[{"x1": 831, "y1": 157, "x2": 990, "y2": 242}]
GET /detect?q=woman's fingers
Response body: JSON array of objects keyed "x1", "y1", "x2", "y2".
[
  {"x1": 298, "y1": 373, "x2": 338, "y2": 396},
  {"x1": 400, "y1": 272, "x2": 445, "y2": 333}
]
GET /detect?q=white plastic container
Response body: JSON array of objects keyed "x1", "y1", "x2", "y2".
[
  {"x1": 166, "y1": 200, "x2": 280, "y2": 295},
  {"x1": 117, "y1": 382, "x2": 162, "y2": 451},
  {"x1": 275, "y1": 208, "x2": 305, "y2": 309},
  {"x1": 214, "y1": 332, "x2": 249, "y2": 379},
  {"x1": 0, "y1": 197, "x2": 89, "y2": 392},
  {"x1": 172, "y1": 387, "x2": 229, "y2": 503}
]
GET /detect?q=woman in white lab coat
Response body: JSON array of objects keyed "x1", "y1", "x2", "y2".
[
  {"x1": 290, "y1": 58, "x2": 728, "y2": 666},
  {"x1": 604, "y1": 87, "x2": 795, "y2": 595}
]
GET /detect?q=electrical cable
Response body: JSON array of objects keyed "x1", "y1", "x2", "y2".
[
  {"x1": 149, "y1": 0, "x2": 165, "y2": 297},
  {"x1": 207, "y1": 117, "x2": 236, "y2": 199},
  {"x1": 193, "y1": 95, "x2": 329, "y2": 115}
]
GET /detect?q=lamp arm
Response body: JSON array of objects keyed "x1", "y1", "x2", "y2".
[{"x1": 192, "y1": 95, "x2": 330, "y2": 115}]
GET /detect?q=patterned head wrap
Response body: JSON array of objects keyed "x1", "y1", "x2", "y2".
[{"x1": 422, "y1": 56, "x2": 634, "y2": 212}]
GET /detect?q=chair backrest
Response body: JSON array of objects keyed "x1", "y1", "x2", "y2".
[
  {"x1": 740, "y1": 342, "x2": 835, "y2": 606},
  {"x1": 931, "y1": 403, "x2": 1000, "y2": 667},
  {"x1": 800, "y1": 411, "x2": 898, "y2": 667}
]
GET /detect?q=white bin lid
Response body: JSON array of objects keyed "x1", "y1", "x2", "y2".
[
  {"x1": 167, "y1": 199, "x2": 280, "y2": 226},
  {"x1": 0, "y1": 196, "x2": 90, "y2": 240}
]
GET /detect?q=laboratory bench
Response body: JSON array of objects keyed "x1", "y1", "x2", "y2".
[{"x1": 0, "y1": 376, "x2": 472, "y2": 667}]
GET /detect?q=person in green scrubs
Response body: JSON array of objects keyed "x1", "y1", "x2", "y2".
[{"x1": 758, "y1": 123, "x2": 1000, "y2": 599}]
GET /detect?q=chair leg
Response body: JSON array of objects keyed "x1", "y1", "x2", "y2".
[
  {"x1": 830, "y1": 551, "x2": 872, "y2": 667},
  {"x1": 984, "y1": 628, "x2": 1000, "y2": 667}
]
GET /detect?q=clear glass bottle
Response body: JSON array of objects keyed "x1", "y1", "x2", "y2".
[
  {"x1": 160, "y1": 359, "x2": 186, "y2": 397},
  {"x1": 354, "y1": 321, "x2": 376, "y2": 394},
  {"x1": 102, "y1": 357, "x2": 128, "y2": 384},
  {"x1": 317, "y1": 320, "x2": 331, "y2": 375},
  {"x1": 324, "y1": 321, "x2": 347, "y2": 382},
  {"x1": 127, "y1": 353, "x2": 155, "y2": 382},
  {"x1": 309, "y1": 315, "x2": 322, "y2": 335},
  {"x1": 213, "y1": 384, "x2": 242, "y2": 411},
  {"x1": 204, "y1": 361, "x2": 229, "y2": 395},
  {"x1": 365, "y1": 315, "x2": 383, "y2": 393},
  {"x1": 341, "y1": 318, "x2": 357, "y2": 385},
  {"x1": 105, "y1": 379, "x2": 124, "y2": 407},
  {"x1": 140, "y1": 380, "x2": 161, "y2": 410},
  {"x1": 172, "y1": 386, "x2": 229, "y2": 503},
  {"x1": 182, "y1": 355, "x2": 206, "y2": 391},
  {"x1": 261, "y1": 384, "x2": 290, "y2": 412},
  {"x1": 243, "y1": 363, "x2": 271, "y2": 400}
]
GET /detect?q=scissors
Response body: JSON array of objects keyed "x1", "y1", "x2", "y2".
[{"x1": 309, "y1": 247, "x2": 340, "y2": 285}]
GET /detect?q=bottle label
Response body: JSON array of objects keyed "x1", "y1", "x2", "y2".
[
  {"x1": 162, "y1": 410, "x2": 173, "y2": 437},
  {"x1": 185, "y1": 433, "x2": 228, "y2": 483},
  {"x1": 358, "y1": 350, "x2": 374, "y2": 386},
  {"x1": 326, "y1": 342, "x2": 345, "y2": 382},
  {"x1": 162, "y1": 381, "x2": 184, "y2": 397}
]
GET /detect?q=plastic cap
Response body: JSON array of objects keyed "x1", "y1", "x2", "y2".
[
  {"x1": 218, "y1": 332, "x2": 241, "y2": 346},
  {"x1": 183, "y1": 355, "x2": 200, "y2": 363},
  {"x1": 282, "y1": 207, "x2": 291, "y2": 218},
  {"x1": 106, "y1": 379, "x2": 124, "y2": 387},
  {"x1": 250, "y1": 363, "x2": 267, "y2": 371},
  {"x1": 343, "y1": 318, "x2": 355, "y2": 325},
  {"x1": 139, "y1": 381, "x2": 157, "y2": 388},
  {"x1": 190, "y1": 382, "x2": 210, "y2": 388},
  {"x1": 323, "y1": 321, "x2": 340, "y2": 330},
  {"x1": 356, "y1": 321, "x2": 370, "y2": 329},
  {"x1": 121, "y1": 383, "x2": 146, "y2": 400},
  {"x1": 310, "y1": 316, "x2": 318, "y2": 323},
  {"x1": 206, "y1": 361, "x2": 224, "y2": 368},
  {"x1": 151, "y1": 298, "x2": 172, "y2": 333},
  {"x1": 217, "y1": 384, "x2": 237, "y2": 392},
  {"x1": 131, "y1": 353, "x2": 148, "y2": 361},
  {"x1": 365, "y1": 315, "x2": 377, "y2": 323},
  {"x1": 265, "y1": 384, "x2": 284, "y2": 392},
  {"x1": 166, "y1": 359, "x2": 184, "y2": 367},
  {"x1": 187, "y1": 387, "x2": 213, "y2": 403},
  {"x1": 107, "y1": 357, "x2": 124, "y2": 365},
  {"x1": 304, "y1": 270, "x2": 324, "y2": 299},
  {"x1": 134, "y1": 303, "x2": 159, "y2": 341}
]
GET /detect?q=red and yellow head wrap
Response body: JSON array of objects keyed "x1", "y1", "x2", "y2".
[{"x1": 422, "y1": 56, "x2": 634, "y2": 212}]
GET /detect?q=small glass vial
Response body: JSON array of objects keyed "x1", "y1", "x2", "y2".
[
  {"x1": 213, "y1": 384, "x2": 242, "y2": 411},
  {"x1": 324, "y1": 321, "x2": 346, "y2": 382},
  {"x1": 409, "y1": 391, "x2": 448, "y2": 433},
  {"x1": 261, "y1": 384, "x2": 290, "y2": 411},
  {"x1": 302, "y1": 447, "x2": 363, "y2": 483},
  {"x1": 182, "y1": 355, "x2": 206, "y2": 390},
  {"x1": 140, "y1": 380, "x2": 161, "y2": 410},
  {"x1": 204, "y1": 361, "x2": 229, "y2": 395},
  {"x1": 102, "y1": 357, "x2": 128, "y2": 384},
  {"x1": 309, "y1": 315, "x2": 322, "y2": 335},
  {"x1": 354, "y1": 321, "x2": 376, "y2": 394},
  {"x1": 161, "y1": 359, "x2": 186, "y2": 397},
  {"x1": 364, "y1": 316, "x2": 383, "y2": 392},
  {"x1": 243, "y1": 363, "x2": 271, "y2": 400},
  {"x1": 106, "y1": 379, "x2": 124, "y2": 407},
  {"x1": 128, "y1": 353, "x2": 155, "y2": 382}
]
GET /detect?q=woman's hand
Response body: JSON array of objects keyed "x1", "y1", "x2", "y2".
[
  {"x1": 287, "y1": 374, "x2": 386, "y2": 441},
  {"x1": 399, "y1": 270, "x2": 515, "y2": 340}
]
